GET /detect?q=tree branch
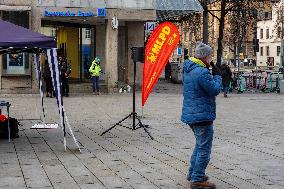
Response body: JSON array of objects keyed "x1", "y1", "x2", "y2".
[
  {"x1": 208, "y1": 10, "x2": 221, "y2": 22},
  {"x1": 225, "y1": 4, "x2": 239, "y2": 14}
]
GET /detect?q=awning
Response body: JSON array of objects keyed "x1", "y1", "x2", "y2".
[
  {"x1": 156, "y1": 0, "x2": 203, "y2": 21},
  {"x1": 0, "y1": 20, "x2": 56, "y2": 54}
]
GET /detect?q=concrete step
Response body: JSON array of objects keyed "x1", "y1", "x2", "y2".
[{"x1": 69, "y1": 82, "x2": 108, "y2": 93}]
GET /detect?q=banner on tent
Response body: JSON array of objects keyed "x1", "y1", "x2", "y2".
[
  {"x1": 142, "y1": 22, "x2": 180, "y2": 106},
  {"x1": 31, "y1": 124, "x2": 58, "y2": 129}
]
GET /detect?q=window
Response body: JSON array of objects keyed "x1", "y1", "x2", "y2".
[
  {"x1": 265, "y1": 11, "x2": 272, "y2": 19},
  {"x1": 266, "y1": 46, "x2": 269, "y2": 56},
  {"x1": 85, "y1": 29, "x2": 91, "y2": 39},
  {"x1": 266, "y1": 29, "x2": 269, "y2": 39},
  {"x1": 268, "y1": 11, "x2": 272, "y2": 19},
  {"x1": 260, "y1": 47, "x2": 263, "y2": 56},
  {"x1": 260, "y1": 29, "x2": 263, "y2": 39},
  {"x1": 1, "y1": 11, "x2": 30, "y2": 75},
  {"x1": 258, "y1": 10, "x2": 264, "y2": 19},
  {"x1": 278, "y1": 27, "x2": 282, "y2": 38},
  {"x1": 51, "y1": 28, "x2": 56, "y2": 37},
  {"x1": 277, "y1": 46, "x2": 281, "y2": 56}
]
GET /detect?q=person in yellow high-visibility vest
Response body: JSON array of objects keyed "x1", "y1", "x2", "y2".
[{"x1": 89, "y1": 57, "x2": 102, "y2": 95}]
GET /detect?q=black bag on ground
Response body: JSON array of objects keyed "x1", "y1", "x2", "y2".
[{"x1": 0, "y1": 118, "x2": 20, "y2": 139}]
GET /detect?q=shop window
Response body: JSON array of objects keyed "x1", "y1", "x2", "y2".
[
  {"x1": 277, "y1": 46, "x2": 281, "y2": 56},
  {"x1": 1, "y1": 11, "x2": 30, "y2": 75}
]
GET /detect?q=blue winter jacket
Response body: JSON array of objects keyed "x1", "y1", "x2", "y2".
[{"x1": 181, "y1": 58, "x2": 222, "y2": 125}]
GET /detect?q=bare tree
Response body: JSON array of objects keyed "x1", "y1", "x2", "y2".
[
  {"x1": 272, "y1": 0, "x2": 284, "y2": 77},
  {"x1": 199, "y1": 0, "x2": 265, "y2": 66}
]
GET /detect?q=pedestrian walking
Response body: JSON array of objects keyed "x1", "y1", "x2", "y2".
[
  {"x1": 89, "y1": 57, "x2": 102, "y2": 95},
  {"x1": 165, "y1": 61, "x2": 171, "y2": 82},
  {"x1": 43, "y1": 55, "x2": 53, "y2": 97},
  {"x1": 220, "y1": 62, "x2": 232, "y2": 98},
  {"x1": 181, "y1": 41, "x2": 222, "y2": 189},
  {"x1": 59, "y1": 56, "x2": 71, "y2": 97}
]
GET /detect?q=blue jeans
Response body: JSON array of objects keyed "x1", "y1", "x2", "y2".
[
  {"x1": 187, "y1": 124, "x2": 214, "y2": 182},
  {"x1": 223, "y1": 84, "x2": 229, "y2": 93},
  {"x1": 92, "y1": 76, "x2": 100, "y2": 92}
]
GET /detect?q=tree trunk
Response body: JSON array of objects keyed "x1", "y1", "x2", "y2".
[
  {"x1": 216, "y1": 0, "x2": 226, "y2": 67},
  {"x1": 234, "y1": 42, "x2": 237, "y2": 67},
  {"x1": 203, "y1": 0, "x2": 209, "y2": 44}
]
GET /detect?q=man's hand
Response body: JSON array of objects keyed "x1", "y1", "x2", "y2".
[{"x1": 210, "y1": 62, "x2": 221, "y2": 76}]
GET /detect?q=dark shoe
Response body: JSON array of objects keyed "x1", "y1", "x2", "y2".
[
  {"x1": 188, "y1": 175, "x2": 209, "y2": 182},
  {"x1": 224, "y1": 93, "x2": 228, "y2": 98},
  {"x1": 190, "y1": 181, "x2": 216, "y2": 189},
  {"x1": 65, "y1": 94, "x2": 69, "y2": 97}
]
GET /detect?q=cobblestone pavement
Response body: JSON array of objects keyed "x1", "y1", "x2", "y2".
[{"x1": 0, "y1": 82, "x2": 284, "y2": 189}]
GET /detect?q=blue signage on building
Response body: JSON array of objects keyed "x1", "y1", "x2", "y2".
[
  {"x1": 97, "y1": 8, "x2": 106, "y2": 17},
  {"x1": 44, "y1": 10, "x2": 104, "y2": 17},
  {"x1": 177, "y1": 47, "x2": 182, "y2": 56}
]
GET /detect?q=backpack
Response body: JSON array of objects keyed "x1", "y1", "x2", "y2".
[
  {"x1": 0, "y1": 117, "x2": 20, "y2": 139},
  {"x1": 220, "y1": 67, "x2": 228, "y2": 77}
]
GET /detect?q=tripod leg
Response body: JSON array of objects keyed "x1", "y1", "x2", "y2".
[
  {"x1": 135, "y1": 116, "x2": 154, "y2": 140},
  {"x1": 101, "y1": 114, "x2": 132, "y2": 136}
]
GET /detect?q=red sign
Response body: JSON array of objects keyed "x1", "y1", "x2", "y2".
[{"x1": 142, "y1": 22, "x2": 180, "y2": 106}]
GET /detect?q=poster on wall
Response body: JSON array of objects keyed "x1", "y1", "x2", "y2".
[{"x1": 7, "y1": 53, "x2": 25, "y2": 74}]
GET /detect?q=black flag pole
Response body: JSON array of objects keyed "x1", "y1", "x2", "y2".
[{"x1": 101, "y1": 47, "x2": 153, "y2": 140}]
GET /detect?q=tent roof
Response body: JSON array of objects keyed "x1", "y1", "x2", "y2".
[
  {"x1": 0, "y1": 20, "x2": 56, "y2": 54},
  {"x1": 156, "y1": 0, "x2": 203, "y2": 21}
]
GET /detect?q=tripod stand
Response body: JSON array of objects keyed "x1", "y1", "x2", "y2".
[{"x1": 101, "y1": 60, "x2": 154, "y2": 140}]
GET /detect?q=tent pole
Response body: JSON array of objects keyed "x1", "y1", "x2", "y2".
[{"x1": 63, "y1": 107, "x2": 81, "y2": 152}]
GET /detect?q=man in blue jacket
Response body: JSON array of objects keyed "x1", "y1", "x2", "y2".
[{"x1": 181, "y1": 41, "x2": 222, "y2": 189}]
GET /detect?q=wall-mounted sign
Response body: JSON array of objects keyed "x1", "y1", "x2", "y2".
[
  {"x1": 145, "y1": 22, "x2": 157, "y2": 41},
  {"x1": 97, "y1": 8, "x2": 106, "y2": 17},
  {"x1": 111, "y1": 17, "x2": 118, "y2": 30},
  {"x1": 44, "y1": 10, "x2": 96, "y2": 17},
  {"x1": 7, "y1": 53, "x2": 26, "y2": 74},
  {"x1": 177, "y1": 47, "x2": 182, "y2": 56},
  {"x1": 145, "y1": 22, "x2": 156, "y2": 33}
]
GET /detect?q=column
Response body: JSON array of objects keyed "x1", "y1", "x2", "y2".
[
  {"x1": 30, "y1": 6, "x2": 41, "y2": 92},
  {"x1": 96, "y1": 24, "x2": 106, "y2": 81},
  {"x1": 127, "y1": 21, "x2": 145, "y2": 86},
  {"x1": 105, "y1": 19, "x2": 118, "y2": 92},
  {"x1": 0, "y1": 11, "x2": 2, "y2": 90}
]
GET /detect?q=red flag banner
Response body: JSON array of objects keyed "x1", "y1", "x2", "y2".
[{"x1": 142, "y1": 22, "x2": 180, "y2": 106}]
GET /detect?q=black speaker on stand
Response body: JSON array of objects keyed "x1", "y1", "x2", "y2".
[{"x1": 101, "y1": 47, "x2": 153, "y2": 140}]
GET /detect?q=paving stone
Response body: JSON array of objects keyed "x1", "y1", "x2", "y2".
[{"x1": 1, "y1": 82, "x2": 284, "y2": 189}]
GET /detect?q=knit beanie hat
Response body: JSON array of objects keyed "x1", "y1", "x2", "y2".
[
  {"x1": 95, "y1": 57, "x2": 101, "y2": 62},
  {"x1": 195, "y1": 41, "x2": 213, "y2": 59}
]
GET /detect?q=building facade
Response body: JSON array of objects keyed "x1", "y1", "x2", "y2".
[
  {"x1": 0, "y1": 0, "x2": 156, "y2": 93},
  {"x1": 257, "y1": 2, "x2": 281, "y2": 68}
]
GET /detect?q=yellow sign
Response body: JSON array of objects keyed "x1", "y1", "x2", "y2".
[{"x1": 239, "y1": 53, "x2": 244, "y2": 60}]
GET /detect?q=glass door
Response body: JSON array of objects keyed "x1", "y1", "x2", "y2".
[{"x1": 81, "y1": 28, "x2": 93, "y2": 81}]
